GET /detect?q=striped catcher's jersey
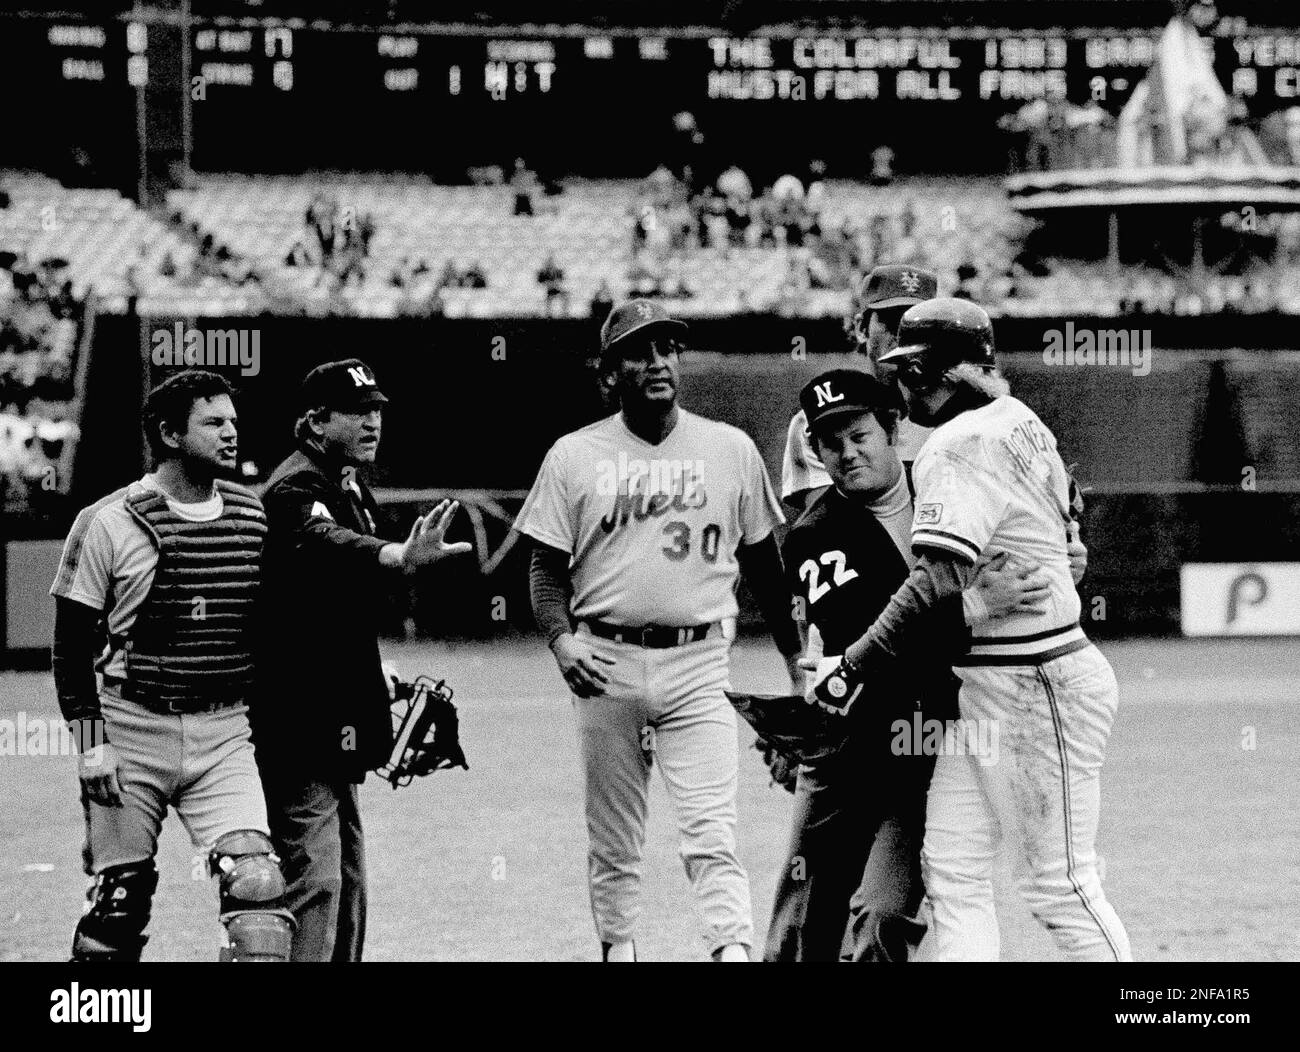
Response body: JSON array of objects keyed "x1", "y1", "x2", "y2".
[
  {"x1": 780, "y1": 407, "x2": 931, "y2": 501},
  {"x1": 910, "y1": 394, "x2": 1083, "y2": 661},
  {"x1": 514, "y1": 409, "x2": 785, "y2": 626}
]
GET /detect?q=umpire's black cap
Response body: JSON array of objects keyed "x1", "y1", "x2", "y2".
[
  {"x1": 299, "y1": 359, "x2": 389, "y2": 412},
  {"x1": 799, "y1": 369, "x2": 899, "y2": 436},
  {"x1": 600, "y1": 298, "x2": 688, "y2": 355}
]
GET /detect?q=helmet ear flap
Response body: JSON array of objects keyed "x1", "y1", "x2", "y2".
[{"x1": 896, "y1": 352, "x2": 952, "y2": 393}]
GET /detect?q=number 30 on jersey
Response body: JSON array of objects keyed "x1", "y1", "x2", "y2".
[{"x1": 661, "y1": 521, "x2": 722, "y2": 562}]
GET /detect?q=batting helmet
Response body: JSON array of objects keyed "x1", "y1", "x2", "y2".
[{"x1": 877, "y1": 297, "x2": 996, "y2": 372}]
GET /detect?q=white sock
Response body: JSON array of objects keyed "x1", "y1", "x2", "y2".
[
  {"x1": 715, "y1": 943, "x2": 749, "y2": 962},
  {"x1": 604, "y1": 941, "x2": 636, "y2": 962}
]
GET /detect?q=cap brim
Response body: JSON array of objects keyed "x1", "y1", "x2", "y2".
[
  {"x1": 806, "y1": 403, "x2": 880, "y2": 431},
  {"x1": 332, "y1": 391, "x2": 390, "y2": 410},
  {"x1": 864, "y1": 294, "x2": 926, "y2": 310},
  {"x1": 876, "y1": 343, "x2": 928, "y2": 364},
  {"x1": 604, "y1": 315, "x2": 688, "y2": 352}
]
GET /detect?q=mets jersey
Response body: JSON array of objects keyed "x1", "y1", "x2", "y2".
[
  {"x1": 515, "y1": 409, "x2": 784, "y2": 627},
  {"x1": 909, "y1": 394, "x2": 1083, "y2": 662},
  {"x1": 781, "y1": 408, "x2": 931, "y2": 502}
]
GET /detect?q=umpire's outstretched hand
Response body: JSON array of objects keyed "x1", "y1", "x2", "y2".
[{"x1": 391, "y1": 499, "x2": 473, "y2": 573}]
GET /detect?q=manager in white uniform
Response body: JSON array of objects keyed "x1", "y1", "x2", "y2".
[{"x1": 515, "y1": 299, "x2": 803, "y2": 962}]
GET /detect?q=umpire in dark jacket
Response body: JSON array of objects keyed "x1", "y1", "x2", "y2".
[
  {"x1": 765, "y1": 370, "x2": 1044, "y2": 962},
  {"x1": 255, "y1": 358, "x2": 469, "y2": 961}
]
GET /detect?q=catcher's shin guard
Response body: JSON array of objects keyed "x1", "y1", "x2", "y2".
[
  {"x1": 209, "y1": 830, "x2": 295, "y2": 962},
  {"x1": 71, "y1": 861, "x2": 159, "y2": 962}
]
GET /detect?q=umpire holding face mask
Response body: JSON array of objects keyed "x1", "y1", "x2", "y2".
[{"x1": 255, "y1": 359, "x2": 470, "y2": 961}]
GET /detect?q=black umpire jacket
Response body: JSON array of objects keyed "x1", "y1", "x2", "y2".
[
  {"x1": 253, "y1": 444, "x2": 394, "y2": 785},
  {"x1": 782, "y1": 483, "x2": 965, "y2": 783}
]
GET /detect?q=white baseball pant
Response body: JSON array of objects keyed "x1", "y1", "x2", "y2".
[
  {"x1": 571, "y1": 624, "x2": 753, "y2": 957},
  {"x1": 919, "y1": 643, "x2": 1132, "y2": 962}
]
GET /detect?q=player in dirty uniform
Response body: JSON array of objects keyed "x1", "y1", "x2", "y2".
[
  {"x1": 805, "y1": 299, "x2": 1131, "y2": 962},
  {"x1": 517, "y1": 299, "x2": 803, "y2": 962}
]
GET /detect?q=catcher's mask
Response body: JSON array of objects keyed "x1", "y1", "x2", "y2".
[{"x1": 375, "y1": 676, "x2": 469, "y2": 789}]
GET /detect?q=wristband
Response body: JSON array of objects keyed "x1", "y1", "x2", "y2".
[{"x1": 814, "y1": 656, "x2": 862, "y2": 712}]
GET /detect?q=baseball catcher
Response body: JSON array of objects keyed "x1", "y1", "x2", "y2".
[{"x1": 51, "y1": 371, "x2": 293, "y2": 962}]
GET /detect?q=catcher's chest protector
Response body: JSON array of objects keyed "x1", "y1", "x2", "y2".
[{"x1": 124, "y1": 481, "x2": 266, "y2": 705}]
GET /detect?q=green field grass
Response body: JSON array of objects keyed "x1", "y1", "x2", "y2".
[{"x1": 1, "y1": 637, "x2": 1297, "y2": 962}]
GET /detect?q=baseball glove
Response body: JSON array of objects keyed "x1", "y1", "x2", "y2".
[
  {"x1": 375, "y1": 675, "x2": 469, "y2": 789},
  {"x1": 755, "y1": 739, "x2": 800, "y2": 793},
  {"x1": 725, "y1": 691, "x2": 848, "y2": 792}
]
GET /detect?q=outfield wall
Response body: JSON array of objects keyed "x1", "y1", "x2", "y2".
[
  {"x1": 80, "y1": 312, "x2": 1300, "y2": 495},
  {"x1": 5, "y1": 312, "x2": 1294, "y2": 654}
]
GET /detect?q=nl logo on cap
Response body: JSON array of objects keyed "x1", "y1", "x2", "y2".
[
  {"x1": 812, "y1": 381, "x2": 844, "y2": 408},
  {"x1": 347, "y1": 366, "x2": 376, "y2": 388}
]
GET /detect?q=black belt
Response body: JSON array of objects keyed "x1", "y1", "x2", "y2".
[
  {"x1": 102, "y1": 677, "x2": 244, "y2": 714},
  {"x1": 581, "y1": 619, "x2": 721, "y2": 649}
]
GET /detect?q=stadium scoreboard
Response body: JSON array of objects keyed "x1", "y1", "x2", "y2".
[
  {"x1": 10, "y1": 15, "x2": 1300, "y2": 174},
  {"x1": 21, "y1": 20, "x2": 1300, "y2": 107}
]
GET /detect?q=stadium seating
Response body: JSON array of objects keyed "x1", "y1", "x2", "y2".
[
  {"x1": 0, "y1": 173, "x2": 198, "y2": 314},
  {"x1": 5, "y1": 171, "x2": 1298, "y2": 319},
  {"x1": 160, "y1": 174, "x2": 1024, "y2": 317}
]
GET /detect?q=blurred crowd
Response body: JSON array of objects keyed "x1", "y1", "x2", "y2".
[
  {"x1": 285, "y1": 193, "x2": 377, "y2": 291},
  {"x1": 0, "y1": 249, "x2": 81, "y2": 515}
]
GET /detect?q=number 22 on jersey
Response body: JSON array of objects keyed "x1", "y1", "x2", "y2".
[{"x1": 799, "y1": 550, "x2": 858, "y2": 604}]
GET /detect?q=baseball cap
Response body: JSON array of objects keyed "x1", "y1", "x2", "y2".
[
  {"x1": 799, "y1": 369, "x2": 899, "y2": 436},
  {"x1": 600, "y1": 298, "x2": 688, "y2": 354},
  {"x1": 299, "y1": 359, "x2": 389, "y2": 413},
  {"x1": 857, "y1": 264, "x2": 938, "y2": 312}
]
